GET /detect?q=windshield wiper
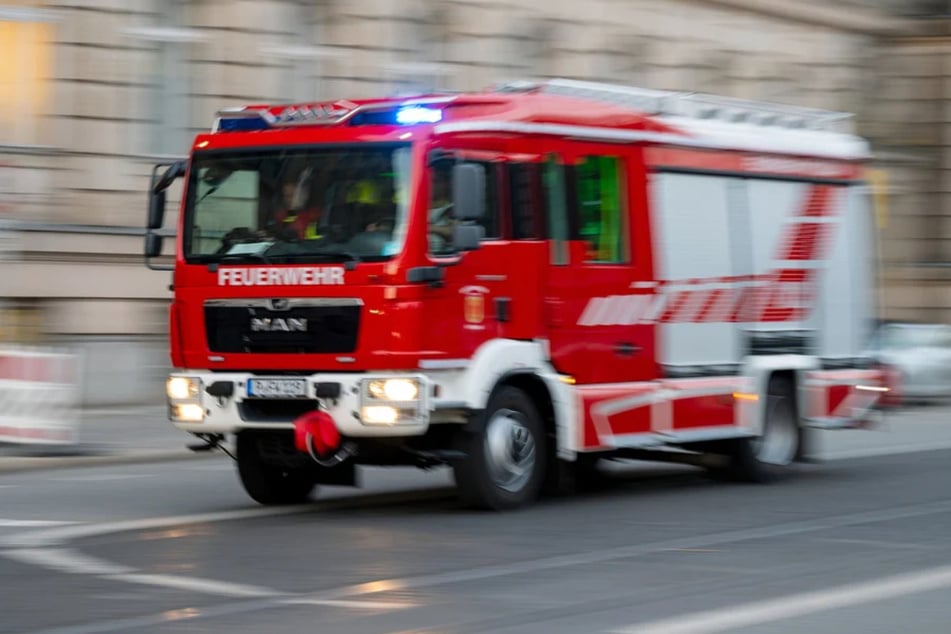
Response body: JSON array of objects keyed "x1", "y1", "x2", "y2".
[
  {"x1": 206, "y1": 252, "x2": 273, "y2": 271},
  {"x1": 284, "y1": 250, "x2": 362, "y2": 270}
]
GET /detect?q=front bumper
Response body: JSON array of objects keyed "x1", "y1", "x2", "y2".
[{"x1": 166, "y1": 371, "x2": 435, "y2": 437}]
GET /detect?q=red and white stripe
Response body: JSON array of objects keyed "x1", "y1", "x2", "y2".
[{"x1": 578, "y1": 184, "x2": 840, "y2": 327}]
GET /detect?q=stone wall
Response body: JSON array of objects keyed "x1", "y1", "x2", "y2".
[{"x1": 1, "y1": 0, "x2": 948, "y2": 401}]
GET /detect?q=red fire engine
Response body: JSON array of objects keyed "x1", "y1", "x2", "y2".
[{"x1": 145, "y1": 79, "x2": 888, "y2": 510}]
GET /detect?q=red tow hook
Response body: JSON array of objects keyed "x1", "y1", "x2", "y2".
[{"x1": 293, "y1": 410, "x2": 343, "y2": 463}]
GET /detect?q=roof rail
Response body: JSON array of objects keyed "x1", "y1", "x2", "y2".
[{"x1": 494, "y1": 78, "x2": 855, "y2": 134}]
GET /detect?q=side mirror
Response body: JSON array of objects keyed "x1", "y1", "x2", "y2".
[
  {"x1": 452, "y1": 224, "x2": 484, "y2": 252},
  {"x1": 144, "y1": 232, "x2": 164, "y2": 259},
  {"x1": 147, "y1": 160, "x2": 186, "y2": 230},
  {"x1": 452, "y1": 163, "x2": 485, "y2": 221},
  {"x1": 148, "y1": 189, "x2": 166, "y2": 230}
]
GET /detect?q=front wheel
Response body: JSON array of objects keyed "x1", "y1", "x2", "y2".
[
  {"x1": 453, "y1": 386, "x2": 547, "y2": 510},
  {"x1": 236, "y1": 432, "x2": 317, "y2": 505}
]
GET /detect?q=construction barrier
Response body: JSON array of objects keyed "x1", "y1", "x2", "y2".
[{"x1": 0, "y1": 346, "x2": 80, "y2": 445}]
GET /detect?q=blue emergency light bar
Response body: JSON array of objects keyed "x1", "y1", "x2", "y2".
[
  {"x1": 213, "y1": 102, "x2": 446, "y2": 133},
  {"x1": 216, "y1": 116, "x2": 270, "y2": 132},
  {"x1": 395, "y1": 106, "x2": 443, "y2": 125}
]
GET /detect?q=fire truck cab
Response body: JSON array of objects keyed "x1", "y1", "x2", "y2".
[{"x1": 146, "y1": 79, "x2": 887, "y2": 510}]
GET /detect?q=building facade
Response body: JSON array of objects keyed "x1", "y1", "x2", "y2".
[{"x1": 0, "y1": 0, "x2": 947, "y2": 403}]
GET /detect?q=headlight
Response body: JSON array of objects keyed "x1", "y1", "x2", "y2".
[
  {"x1": 359, "y1": 377, "x2": 426, "y2": 426},
  {"x1": 167, "y1": 376, "x2": 200, "y2": 400},
  {"x1": 167, "y1": 376, "x2": 203, "y2": 423},
  {"x1": 366, "y1": 378, "x2": 419, "y2": 402},
  {"x1": 172, "y1": 403, "x2": 205, "y2": 422},
  {"x1": 361, "y1": 406, "x2": 399, "y2": 425}
]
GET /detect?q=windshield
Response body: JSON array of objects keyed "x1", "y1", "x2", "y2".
[{"x1": 183, "y1": 144, "x2": 412, "y2": 264}]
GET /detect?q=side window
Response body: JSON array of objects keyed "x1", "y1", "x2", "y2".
[
  {"x1": 543, "y1": 154, "x2": 569, "y2": 265},
  {"x1": 575, "y1": 155, "x2": 626, "y2": 263},
  {"x1": 427, "y1": 158, "x2": 500, "y2": 255},
  {"x1": 509, "y1": 162, "x2": 542, "y2": 239},
  {"x1": 480, "y1": 162, "x2": 501, "y2": 239}
]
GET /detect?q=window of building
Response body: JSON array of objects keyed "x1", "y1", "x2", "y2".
[
  {"x1": 388, "y1": 7, "x2": 451, "y2": 93},
  {"x1": 258, "y1": 2, "x2": 337, "y2": 104},
  {"x1": 125, "y1": 1, "x2": 203, "y2": 157},
  {"x1": 0, "y1": 4, "x2": 55, "y2": 146},
  {"x1": 575, "y1": 155, "x2": 626, "y2": 263}
]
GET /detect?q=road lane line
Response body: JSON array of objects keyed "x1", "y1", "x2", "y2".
[
  {"x1": 0, "y1": 519, "x2": 77, "y2": 527},
  {"x1": 47, "y1": 474, "x2": 156, "y2": 483},
  {"x1": 109, "y1": 573, "x2": 280, "y2": 598},
  {"x1": 613, "y1": 563, "x2": 951, "y2": 634},
  {"x1": 282, "y1": 597, "x2": 416, "y2": 610},
  {"x1": 0, "y1": 487, "x2": 454, "y2": 549},
  {"x1": 4, "y1": 548, "x2": 134, "y2": 575}
]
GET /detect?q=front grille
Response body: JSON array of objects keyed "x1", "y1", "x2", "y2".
[
  {"x1": 205, "y1": 299, "x2": 361, "y2": 354},
  {"x1": 238, "y1": 399, "x2": 320, "y2": 423}
]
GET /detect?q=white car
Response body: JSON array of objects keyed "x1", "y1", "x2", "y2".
[{"x1": 865, "y1": 322, "x2": 951, "y2": 403}]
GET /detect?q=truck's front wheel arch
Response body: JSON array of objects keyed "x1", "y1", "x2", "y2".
[{"x1": 453, "y1": 377, "x2": 554, "y2": 510}]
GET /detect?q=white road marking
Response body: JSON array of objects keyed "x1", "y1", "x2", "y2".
[
  {"x1": 47, "y1": 474, "x2": 155, "y2": 483},
  {"x1": 0, "y1": 519, "x2": 77, "y2": 528},
  {"x1": 110, "y1": 573, "x2": 280, "y2": 598},
  {"x1": 4, "y1": 547, "x2": 282, "y2": 597},
  {"x1": 4, "y1": 547, "x2": 133, "y2": 575},
  {"x1": 0, "y1": 505, "x2": 313, "y2": 548},
  {"x1": 613, "y1": 563, "x2": 951, "y2": 634},
  {"x1": 282, "y1": 597, "x2": 416, "y2": 610}
]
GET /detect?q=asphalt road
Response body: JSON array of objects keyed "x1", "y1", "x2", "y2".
[{"x1": 0, "y1": 409, "x2": 950, "y2": 634}]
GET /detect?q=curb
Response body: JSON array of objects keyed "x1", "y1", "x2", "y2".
[{"x1": 0, "y1": 448, "x2": 219, "y2": 475}]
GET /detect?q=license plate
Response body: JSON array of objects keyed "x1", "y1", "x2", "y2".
[{"x1": 247, "y1": 378, "x2": 308, "y2": 399}]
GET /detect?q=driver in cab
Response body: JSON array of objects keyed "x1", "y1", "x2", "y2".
[{"x1": 272, "y1": 167, "x2": 323, "y2": 241}]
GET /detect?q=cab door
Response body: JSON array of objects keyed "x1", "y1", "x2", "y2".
[
  {"x1": 540, "y1": 142, "x2": 658, "y2": 385},
  {"x1": 418, "y1": 145, "x2": 547, "y2": 359}
]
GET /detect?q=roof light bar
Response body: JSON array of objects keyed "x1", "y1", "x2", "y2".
[{"x1": 395, "y1": 106, "x2": 443, "y2": 125}]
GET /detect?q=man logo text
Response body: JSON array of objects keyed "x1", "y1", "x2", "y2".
[{"x1": 250, "y1": 318, "x2": 307, "y2": 332}]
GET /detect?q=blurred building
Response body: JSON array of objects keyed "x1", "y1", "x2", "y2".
[{"x1": 0, "y1": 0, "x2": 948, "y2": 404}]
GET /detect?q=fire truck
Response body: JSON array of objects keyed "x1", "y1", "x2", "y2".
[{"x1": 145, "y1": 79, "x2": 888, "y2": 510}]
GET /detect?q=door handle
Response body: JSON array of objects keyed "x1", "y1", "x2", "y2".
[{"x1": 615, "y1": 342, "x2": 642, "y2": 357}]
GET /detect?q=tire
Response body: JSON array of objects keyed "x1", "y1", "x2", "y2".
[
  {"x1": 236, "y1": 432, "x2": 317, "y2": 505},
  {"x1": 727, "y1": 376, "x2": 802, "y2": 483},
  {"x1": 453, "y1": 386, "x2": 547, "y2": 510}
]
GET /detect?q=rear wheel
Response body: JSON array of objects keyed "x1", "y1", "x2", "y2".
[
  {"x1": 453, "y1": 386, "x2": 547, "y2": 510},
  {"x1": 236, "y1": 432, "x2": 317, "y2": 505},
  {"x1": 727, "y1": 376, "x2": 802, "y2": 482}
]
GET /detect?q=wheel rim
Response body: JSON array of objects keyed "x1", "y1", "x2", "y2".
[
  {"x1": 484, "y1": 408, "x2": 536, "y2": 493},
  {"x1": 751, "y1": 396, "x2": 798, "y2": 466}
]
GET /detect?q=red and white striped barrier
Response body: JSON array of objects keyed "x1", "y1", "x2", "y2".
[{"x1": 0, "y1": 347, "x2": 80, "y2": 445}]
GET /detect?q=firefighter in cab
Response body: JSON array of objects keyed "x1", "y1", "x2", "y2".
[{"x1": 273, "y1": 167, "x2": 323, "y2": 240}]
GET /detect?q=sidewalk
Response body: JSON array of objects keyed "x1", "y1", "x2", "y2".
[{"x1": 0, "y1": 404, "x2": 210, "y2": 473}]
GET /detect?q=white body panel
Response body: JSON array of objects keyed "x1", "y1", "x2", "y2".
[{"x1": 650, "y1": 173, "x2": 874, "y2": 368}]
